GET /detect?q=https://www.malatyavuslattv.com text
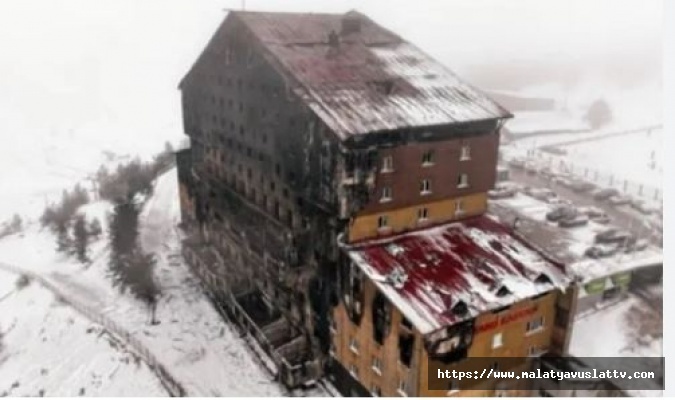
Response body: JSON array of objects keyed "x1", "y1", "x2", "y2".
[{"x1": 436, "y1": 367, "x2": 656, "y2": 381}]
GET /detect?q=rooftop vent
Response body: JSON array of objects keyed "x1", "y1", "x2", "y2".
[
  {"x1": 496, "y1": 285, "x2": 511, "y2": 297},
  {"x1": 341, "y1": 11, "x2": 362, "y2": 35},
  {"x1": 535, "y1": 273, "x2": 552, "y2": 285},
  {"x1": 386, "y1": 267, "x2": 408, "y2": 289}
]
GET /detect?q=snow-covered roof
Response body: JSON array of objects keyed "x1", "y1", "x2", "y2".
[
  {"x1": 343, "y1": 215, "x2": 571, "y2": 335},
  {"x1": 568, "y1": 251, "x2": 663, "y2": 284},
  {"x1": 223, "y1": 11, "x2": 512, "y2": 140}
]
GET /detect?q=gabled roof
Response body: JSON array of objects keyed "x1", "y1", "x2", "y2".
[
  {"x1": 229, "y1": 11, "x2": 511, "y2": 140},
  {"x1": 343, "y1": 215, "x2": 571, "y2": 335}
]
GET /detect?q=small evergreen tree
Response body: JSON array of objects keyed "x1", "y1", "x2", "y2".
[
  {"x1": 107, "y1": 199, "x2": 140, "y2": 291},
  {"x1": 72, "y1": 214, "x2": 90, "y2": 263},
  {"x1": 88, "y1": 218, "x2": 102, "y2": 239},
  {"x1": 584, "y1": 99, "x2": 613, "y2": 130},
  {"x1": 55, "y1": 219, "x2": 72, "y2": 254}
]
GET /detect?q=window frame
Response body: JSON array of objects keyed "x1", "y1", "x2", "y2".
[
  {"x1": 380, "y1": 186, "x2": 393, "y2": 203},
  {"x1": 460, "y1": 144, "x2": 471, "y2": 161},
  {"x1": 420, "y1": 179, "x2": 432, "y2": 195},
  {"x1": 422, "y1": 150, "x2": 435, "y2": 166},
  {"x1": 492, "y1": 332, "x2": 503, "y2": 349},
  {"x1": 381, "y1": 155, "x2": 394, "y2": 173},
  {"x1": 457, "y1": 173, "x2": 469, "y2": 189}
]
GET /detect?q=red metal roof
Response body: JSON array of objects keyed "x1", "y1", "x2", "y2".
[
  {"x1": 234, "y1": 11, "x2": 512, "y2": 140},
  {"x1": 344, "y1": 215, "x2": 570, "y2": 335}
]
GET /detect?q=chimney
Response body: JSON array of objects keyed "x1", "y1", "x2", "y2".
[
  {"x1": 341, "y1": 11, "x2": 362, "y2": 35},
  {"x1": 328, "y1": 30, "x2": 339, "y2": 48}
]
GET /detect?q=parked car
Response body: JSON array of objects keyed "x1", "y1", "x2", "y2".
[
  {"x1": 559, "y1": 214, "x2": 589, "y2": 228},
  {"x1": 488, "y1": 188, "x2": 517, "y2": 199},
  {"x1": 624, "y1": 238, "x2": 649, "y2": 253},
  {"x1": 630, "y1": 199, "x2": 658, "y2": 215},
  {"x1": 590, "y1": 214, "x2": 611, "y2": 225},
  {"x1": 585, "y1": 244, "x2": 620, "y2": 259},
  {"x1": 530, "y1": 188, "x2": 557, "y2": 202},
  {"x1": 546, "y1": 206, "x2": 577, "y2": 222},
  {"x1": 552, "y1": 176, "x2": 574, "y2": 187},
  {"x1": 578, "y1": 206, "x2": 611, "y2": 224},
  {"x1": 539, "y1": 167, "x2": 555, "y2": 180},
  {"x1": 524, "y1": 162, "x2": 538, "y2": 175},
  {"x1": 546, "y1": 197, "x2": 572, "y2": 206},
  {"x1": 569, "y1": 181, "x2": 596, "y2": 193},
  {"x1": 607, "y1": 195, "x2": 631, "y2": 206},
  {"x1": 594, "y1": 228, "x2": 633, "y2": 244},
  {"x1": 508, "y1": 158, "x2": 526, "y2": 169},
  {"x1": 495, "y1": 181, "x2": 523, "y2": 192},
  {"x1": 592, "y1": 188, "x2": 620, "y2": 201},
  {"x1": 578, "y1": 206, "x2": 604, "y2": 218}
]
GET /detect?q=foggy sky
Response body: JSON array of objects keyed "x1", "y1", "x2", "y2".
[{"x1": 0, "y1": 0, "x2": 664, "y2": 143}]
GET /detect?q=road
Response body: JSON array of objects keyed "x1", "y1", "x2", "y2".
[{"x1": 506, "y1": 167, "x2": 662, "y2": 247}]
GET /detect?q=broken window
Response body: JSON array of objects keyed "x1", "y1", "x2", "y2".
[
  {"x1": 554, "y1": 306, "x2": 569, "y2": 329},
  {"x1": 526, "y1": 316, "x2": 544, "y2": 333},
  {"x1": 286, "y1": 209, "x2": 293, "y2": 227},
  {"x1": 398, "y1": 331, "x2": 414, "y2": 367},
  {"x1": 372, "y1": 356, "x2": 382, "y2": 375},
  {"x1": 274, "y1": 200, "x2": 280, "y2": 219},
  {"x1": 397, "y1": 376, "x2": 408, "y2": 396},
  {"x1": 349, "y1": 364, "x2": 358, "y2": 378},
  {"x1": 377, "y1": 215, "x2": 389, "y2": 229},
  {"x1": 349, "y1": 337, "x2": 359, "y2": 354},
  {"x1": 417, "y1": 207, "x2": 429, "y2": 221},
  {"x1": 422, "y1": 150, "x2": 434, "y2": 166},
  {"x1": 372, "y1": 291, "x2": 391, "y2": 345},
  {"x1": 381, "y1": 155, "x2": 393, "y2": 172}
]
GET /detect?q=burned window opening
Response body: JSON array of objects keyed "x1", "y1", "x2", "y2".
[
  {"x1": 371, "y1": 291, "x2": 391, "y2": 345},
  {"x1": 398, "y1": 331, "x2": 414, "y2": 367},
  {"x1": 452, "y1": 300, "x2": 468, "y2": 316}
]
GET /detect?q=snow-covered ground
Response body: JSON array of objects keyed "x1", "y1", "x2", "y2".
[
  {"x1": 570, "y1": 291, "x2": 663, "y2": 396},
  {"x1": 554, "y1": 128, "x2": 662, "y2": 191},
  {"x1": 0, "y1": 169, "x2": 286, "y2": 396},
  {"x1": 0, "y1": 268, "x2": 167, "y2": 396}
]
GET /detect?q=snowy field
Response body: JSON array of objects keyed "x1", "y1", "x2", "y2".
[
  {"x1": 0, "y1": 170, "x2": 285, "y2": 396},
  {"x1": 0, "y1": 269, "x2": 167, "y2": 396},
  {"x1": 554, "y1": 128, "x2": 662, "y2": 191}
]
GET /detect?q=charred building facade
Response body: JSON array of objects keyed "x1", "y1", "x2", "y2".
[{"x1": 176, "y1": 10, "x2": 574, "y2": 393}]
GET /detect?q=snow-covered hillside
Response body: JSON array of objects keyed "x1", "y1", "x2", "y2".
[
  {"x1": 0, "y1": 269, "x2": 167, "y2": 396},
  {"x1": 0, "y1": 169, "x2": 285, "y2": 396}
]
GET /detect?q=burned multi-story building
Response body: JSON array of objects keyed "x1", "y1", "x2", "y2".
[{"x1": 176, "y1": 9, "x2": 575, "y2": 394}]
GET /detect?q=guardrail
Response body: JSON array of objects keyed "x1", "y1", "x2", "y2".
[{"x1": 0, "y1": 262, "x2": 186, "y2": 397}]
